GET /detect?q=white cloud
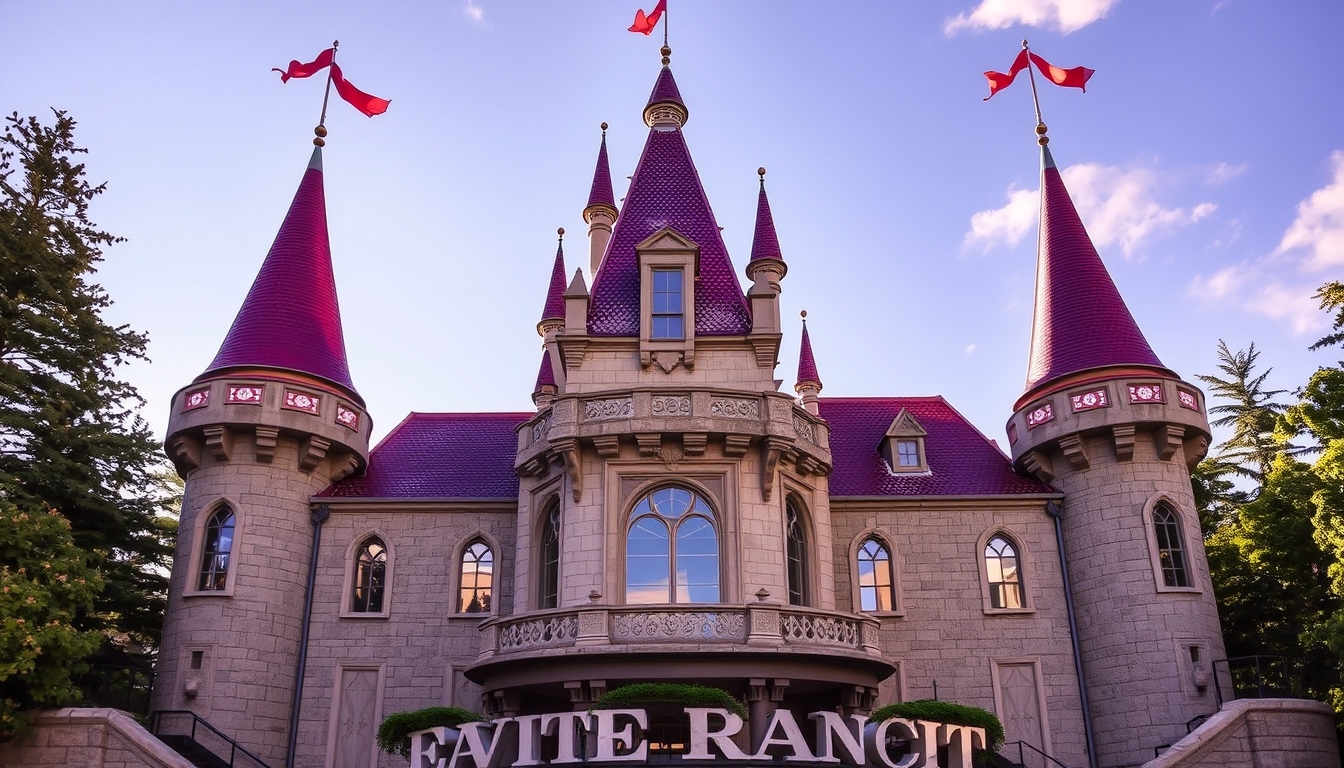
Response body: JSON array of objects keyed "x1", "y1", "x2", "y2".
[
  {"x1": 1245, "y1": 281, "x2": 1325, "y2": 335},
  {"x1": 944, "y1": 0, "x2": 1119, "y2": 35},
  {"x1": 463, "y1": 0, "x2": 485, "y2": 22},
  {"x1": 1207, "y1": 161, "x2": 1247, "y2": 185},
  {"x1": 963, "y1": 162, "x2": 1217, "y2": 256},
  {"x1": 964, "y1": 344, "x2": 978, "y2": 355},
  {"x1": 1188, "y1": 264, "x2": 1247, "y2": 304},
  {"x1": 1275, "y1": 150, "x2": 1344, "y2": 271}
]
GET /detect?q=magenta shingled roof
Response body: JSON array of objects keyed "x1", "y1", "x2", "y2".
[
  {"x1": 200, "y1": 148, "x2": 359, "y2": 400},
  {"x1": 820, "y1": 397, "x2": 1054, "y2": 497},
  {"x1": 748, "y1": 181, "x2": 783, "y2": 264},
  {"x1": 1024, "y1": 145, "x2": 1168, "y2": 396},
  {"x1": 534, "y1": 351, "x2": 556, "y2": 392},
  {"x1": 587, "y1": 131, "x2": 616, "y2": 210},
  {"x1": 797, "y1": 320, "x2": 821, "y2": 387},
  {"x1": 319, "y1": 413, "x2": 530, "y2": 499},
  {"x1": 647, "y1": 66, "x2": 685, "y2": 110},
  {"x1": 540, "y1": 239, "x2": 568, "y2": 323}
]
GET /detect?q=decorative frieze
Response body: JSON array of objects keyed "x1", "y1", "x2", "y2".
[
  {"x1": 1177, "y1": 388, "x2": 1200, "y2": 412},
  {"x1": 1026, "y1": 402, "x2": 1054, "y2": 428},
  {"x1": 793, "y1": 416, "x2": 815, "y2": 444},
  {"x1": 183, "y1": 387, "x2": 210, "y2": 411},
  {"x1": 1128, "y1": 383, "x2": 1165, "y2": 404},
  {"x1": 335, "y1": 405, "x2": 359, "y2": 431},
  {"x1": 497, "y1": 615, "x2": 578, "y2": 651},
  {"x1": 1070, "y1": 387, "x2": 1110, "y2": 413},
  {"x1": 283, "y1": 389, "x2": 322, "y2": 414},
  {"x1": 711, "y1": 397, "x2": 759, "y2": 418},
  {"x1": 584, "y1": 397, "x2": 633, "y2": 421},
  {"x1": 611, "y1": 611, "x2": 745, "y2": 641},
  {"x1": 530, "y1": 413, "x2": 551, "y2": 442},
  {"x1": 651, "y1": 395, "x2": 691, "y2": 416},
  {"x1": 779, "y1": 613, "x2": 859, "y2": 649},
  {"x1": 227, "y1": 385, "x2": 263, "y2": 405}
]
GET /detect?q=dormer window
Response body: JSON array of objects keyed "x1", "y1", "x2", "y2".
[
  {"x1": 651, "y1": 269, "x2": 685, "y2": 339},
  {"x1": 881, "y1": 408, "x2": 928, "y2": 473},
  {"x1": 638, "y1": 227, "x2": 699, "y2": 370}
]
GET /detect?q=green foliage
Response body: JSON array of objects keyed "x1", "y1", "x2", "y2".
[
  {"x1": 1309, "y1": 281, "x2": 1344, "y2": 353},
  {"x1": 0, "y1": 494, "x2": 104, "y2": 736},
  {"x1": 0, "y1": 111, "x2": 175, "y2": 663},
  {"x1": 869, "y1": 700, "x2": 1005, "y2": 752},
  {"x1": 593, "y1": 683, "x2": 747, "y2": 719},
  {"x1": 375, "y1": 706, "x2": 482, "y2": 759},
  {"x1": 1196, "y1": 341, "x2": 1292, "y2": 481}
]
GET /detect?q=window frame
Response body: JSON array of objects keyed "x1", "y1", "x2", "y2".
[
  {"x1": 186, "y1": 500, "x2": 241, "y2": 597},
  {"x1": 851, "y1": 532, "x2": 903, "y2": 616},
  {"x1": 453, "y1": 534, "x2": 500, "y2": 616},
  {"x1": 784, "y1": 498, "x2": 810, "y2": 607},
  {"x1": 881, "y1": 408, "x2": 929, "y2": 474},
  {"x1": 650, "y1": 268, "x2": 686, "y2": 340},
  {"x1": 637, "y1": 227, "x2": 700, "y2": 370},
  {"x1": 624, "y1": 484, "x2": 722, "y2": 605},
  {"x1": 538, "y1": 499, "x2": 562, "y2": 610},
  {"x1": 977, "y1": 528, "x2": 1034, "y2": 615},
  {"x1": 341, "y1": 531, "x2": 393, "y2": 619},
  {"x1": 1144, "y1": 495, "x2": 1202, "y2": 594}
]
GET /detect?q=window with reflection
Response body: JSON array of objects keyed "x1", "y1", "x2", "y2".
[
  {"x1": 540, "y1": 504, "x2": 560, "y2": 609},
  {"x1": 459, "y1": 540, "x2": 494, "y2": 613},
  {"x1": 1153, "y1": 503, "x2": 1190, "y2": 587},
  {"x1": 785, "y1": 501, "x2": 808, "y2": 606},
  {"x1": 985, "y1": 535, "x2": 1024, "y2": 609},
  {"x1": 198, "y1": 506, "x2": 235, "y2": 591},
  {"x1": 626, "y1": 486, "x2": 718, "y2": 603},
  {"x1": 651, "y1": 269, "x2": 685, "y2": 340},
  {"x1": 351, "y1": 537, "x2": 387, "y2": 613},
  {"x1": 857, "y1": 537, "x2": 895, "y2": 612}
]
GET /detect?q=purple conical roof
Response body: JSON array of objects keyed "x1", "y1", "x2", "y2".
[
  {"x1": 748, "y1": 177, "x2": 783, "y2": 264},
  {"x1": 588, "y1": 72, "x2": 750, "y2": 337},
  {"x1": 540, "y1": 236, "x2": 567, "y2": 324},
  {"x1": 1023, "y1": 144, "x2": 1169, "y2": 400},
  {"x1": 200, "y1": 148, "x2": 360, "y2": 402},
  {"x1": 586, "y1": 129, "x2": 616, "y2": 210},
  {"x1": 797, "y1": 319, "x2": 822, "y2": 389},
  {"x1": 534, "y1": 351, "x2": 556, "y2": 392},
  {"x1": 647, "y1": 66, "x2": 685, "y2": 110}
]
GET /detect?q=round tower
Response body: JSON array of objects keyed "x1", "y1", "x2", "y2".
[
  {"x1": 1006, "y1": 138, "x2": 1223, "y2": 767},
  {"x1": 153, "y1": 147, "x2": 372, "y2": 766}
]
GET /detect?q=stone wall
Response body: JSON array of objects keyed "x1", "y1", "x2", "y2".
[
  {"x1": 0, "y1": 709, "x2": 193, "y2": 768},
  {"x1": 1144, "y1": 698, "x2": 1340, "y2": 768}
]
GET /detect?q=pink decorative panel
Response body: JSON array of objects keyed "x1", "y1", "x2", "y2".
[
  {"x1": 1026, "y1": 403, "x2": 1054, "y2": 429},
  {"x1": 1177, "y1": 388, "x2": 1200, "y2": 412},
  {"x1": 283, "y1": 390, "x2": 322, "y2": 414},
  {"x1": 1069, "y1": 387, "x2": 1110, "y2": 413},
  {"x1": 336, "y1": 405, "x2": 359, "y2": 431},
  {"x1": 227, "y1": 386, "x2": 264, "y2": 405},
  {"x1": 1128, "y1": 383, "x2": 1165, "y2": 404},
  {"x1": 1007, "y1": 422, "x2": 1019, "y2": 444},
  {"x1": 183, "y1": 387, "x2": 210, "y2": 411}
]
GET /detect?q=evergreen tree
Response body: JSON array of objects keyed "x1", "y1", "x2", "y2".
[
  {"x1": 0, "y1": 111, "x2": 172, "y2": 663},
  {"x1": 1309, "y1": 281, "x2": 1344, "y2": 353},
  {"x1": 1197, "y1": 341, "x2": 1292, "y2": 481}
]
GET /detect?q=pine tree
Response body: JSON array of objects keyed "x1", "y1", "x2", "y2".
[
  {"x1": 0, "y1": 111, "x2": 172, "y2": 664},
  {"x1": 1197, "y1": 340, "x2": 1292, "y2": 482}
]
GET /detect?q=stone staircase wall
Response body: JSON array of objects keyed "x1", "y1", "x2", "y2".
[
  {"x1": 1144, "y1": 698, "x2": 1339, "y2": 768},
  {"x1": 0, "y1": 708, "x2": 194, "y2": 768}
]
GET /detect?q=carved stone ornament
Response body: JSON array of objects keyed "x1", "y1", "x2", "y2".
[
  {"x1": 611, "y1": 611, "x2": 746, "y2": 641},
  {"x1": 1177, "y1": 388, "x2": 1200, "y2": 412},
  {"x1": 584, "y1": 398, "x2": 633, "y2": 420},
  {"x1": 1026, "y1": 402, "x2": 1054, "y2": 429},
  {"x1": 792, "y1": 416, "x2": 815, "y2": 444},
  {"x1": 283, "y1": 389, "x2": 322, "y2": 415},
  {"x1": 1128, "y1": 383, "x2": 1165, "y2": 404},
  {"x1": 651, "y1": 395, "x2": 691, "y2": 416},
  {"x1": 1070, "y1": 387, "x2": 1110, "y2": 413},
  {"x1": 183, "y1": 387, "x2": 210, "y2": 411},
  {"x1": 656, "y1": 445, "x2": 683, "y2": 469},
  {"x1": 335, "y1": 405, "x2": 360, "y2": 431},
  {"x1": 710, "y1": 397, "x2": 760, "y2": 419},
  {"x1": 531, "y1": 413, "x2": 552, "y2": 442},
  {"x1": 227, "y1": 385, "x2": 263, "y2": 405},
  {"x1": 652, "y1": 351, "x2": 682, "y2": 373}
]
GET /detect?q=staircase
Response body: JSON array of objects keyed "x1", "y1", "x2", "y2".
[{"x1": 149, "y1": 710, "x2": 272, "y2": 768}]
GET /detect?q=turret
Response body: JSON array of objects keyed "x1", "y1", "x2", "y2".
[
  {"x1": 795, "y1": 312, "x2": 822, "y2": 415},
  {"x1": 746, "y1": 167, "x2": 786, "y2": 345},
  {"x1": 583, "y1": 125, "x2": 618, "y2": 276},
  {"x1": 1005, "y1": 135, "x2": 1221, "y2": 767},
  {"x1": 155, "y1": 147, "x2": 372, "y2": 766},
  {"x1": 537, "y1": 228, "x2": 568, "y2": 394}
]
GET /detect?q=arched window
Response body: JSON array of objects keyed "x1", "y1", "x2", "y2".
[
  {"x1": 785, "y1": 501, "x2": 808, "y2": 606},
  {"x1": 1153, "y1": 503, "x2": 1190, "y2": 587},
  {"x1": 539, "y1": 504, "x2": 560, "y2": 609},
  {"x1": 198, "y1": 506, "x2": 235, "y2": 591},
  {"x1": 985, "y1": 535, "x2": 1024, "y2": 609},
  {"x1": 459, "y1": 540, "x2": 494, "y2": 613},
  {"x1": 351, "y1": 537, "x2": 387, "y2": 613},
  {"x1": 626, "y1": 486, "x2": 718, "y2": 604},
  {"x1": 857, "y1": 538, "x2": 895, "y2": 612}
]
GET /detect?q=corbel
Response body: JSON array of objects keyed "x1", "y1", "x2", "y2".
[
  {"x1": 1021, "y1": 448, "x2": 1055, "y2": 483},
  {"x1": 552, "y1": 437, "x2": 584, "y2": 502},
  {"x1": 682, "y1": 432, "x2": 707, "y2": 456},
  {"x1": 761, "y1": 436, "x2": 790, "y2": 501},
  {"x1": 1157, "y1": 424, "x2": 1183, "y2": 461},
  {"x1": 1058, "y1": 434, "x2": 1089, "y2": 471},
  {"x1": 202, "y1": 426, "x2": 232, "y2": 463},
  {"x1": 1111, "y1": 424, "x2": 1136, "y2": 462},
  {"x1": 167, "y1": 434, "x2": 201, "y2": 474},
  {"x1": 723, "y1": 434, "x2": 752, "y2": 457},
  {"x1": 299, "y1": 435, "x2": 331, "y2": 473},
  {"x1": 635, "y1": 433, "x2": 661, "y2": 457},
  {"x1": 592, "y1": 434, "x2": 621, "y2": 458},
  {"x1": 253, "y1": 426, "x2": 279, "y2": 463}
]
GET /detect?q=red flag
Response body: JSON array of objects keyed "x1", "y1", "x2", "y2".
[
  {"x1": 1028, "y1": 53, "x2": 1094, "y2": 92},
  {"x1": 629, "y1": 0, "x2": 667, "y2": 35},
  {"x1": 982, "y1": 50, "x2": 1029, "y2": 101},
  {"x1": 272, "y1": 48, "x2": 390, "y2": 117}
]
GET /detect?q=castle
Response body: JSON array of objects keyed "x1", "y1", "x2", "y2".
[{"x1": 145, "y1": 48, "x2": 1335, "y2": 768}]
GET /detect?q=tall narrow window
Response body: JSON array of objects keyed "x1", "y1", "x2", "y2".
[
  {"x1": 626, "y1": 486, "x2": 718, "y2": 604},
  {"x1": 857, "y1": 538, "x2": 895, "y2": 612},
  {"x1": 985, "y1": 535, "x2": 1024, "y2": 609},
  {"x1": 1153, "y1": 504, "x2": 1190, "y2": 587},
  {"x1": 459, "y1": 541, "x2": 494, "y2": 613},
  {"x1": 785, "y1": 501, "x2": 808, "y2": 606},
  {"x1": 540, "y1": 504, "x2": 560, "y2": 609},
  {"x1": 351, "y1": 537, "x2": 387, "y2": 613},
  {"x1": 198, "y1": 506, "x2": 235, "y2": 591},
  {"x1": 650, "y1": 269, "x2": 684, "y2": 339}
]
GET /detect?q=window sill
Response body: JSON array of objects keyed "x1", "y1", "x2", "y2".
[
  {"x1": 1155, "y1": 584, "x2": 1203, "y2": 595},
  {"x1": 448, "y1": 612, "x2": 494, "y2": 620},
  {"x1": 863, "y1": 610, "x2": 906, "y2": 619},
  {"x1": 184, "y1": 587, "x2": 234, "y2": 598},
  {"x1": 983, "y1": 606, "x2": 1036, "y2": 616},
  {"x1": 339, "y1": 611, "x2": 391, "y2": 620}
]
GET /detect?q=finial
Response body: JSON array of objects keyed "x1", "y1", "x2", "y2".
[
  {"x1": 333, "y1": 39, "x2": 340, "y2": 50},
  {"x1": 661, "y1": 44, "x2": 671, "y2": 66},
  {"x1": 758, "y1": 166, "x2": 767, "y2": 189},
  {"x1": 600, "y1": 121, "x2": 608, "y2": 134},
  {"x1": 1036, "y1": 121, "x2": 1049, "y2": 145},
  {"x1": 313, "y1": 124, "x2": 327, "y2": 147},
  {"x1": 1021, "y1": 39, "x2": 1029, "y2": 49},
  {"x1": 557, "y1": 227, "x2": 565, "y2": 240},
  {"x1": 800, "y1": 309, "x2": 808, "y2": 321}
]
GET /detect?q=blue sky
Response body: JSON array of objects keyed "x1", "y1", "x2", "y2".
[{"x1": 4, "y1": 1, "x2": 1342, "y2": 448}]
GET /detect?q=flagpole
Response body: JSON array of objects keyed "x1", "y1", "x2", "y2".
[
  {"x1": 663, "y1": 0, "x2": 669, "y2": 47},
  {"x1": 314, "y1": 39, "x2": 339, "y2": 147},
  {"x1": 1021, "y1": 39, "x2": 1049, "y2": 143}
]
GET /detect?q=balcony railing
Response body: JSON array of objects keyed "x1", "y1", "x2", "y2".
[{"x1": 477, "y1": 603, "x2": 882, "y2": 661}]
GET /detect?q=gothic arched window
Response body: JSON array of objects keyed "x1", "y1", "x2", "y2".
[
  {"x1": 626, "y1": 486, "x2": 719, "y2": 604},
  {"x1": 985, "y1": 535, "x2": 1024, "y2": 609},
  {"x1": 785, "y1": 501, "x2": 808, "y2": 606},
  {"x1": 539, "y1": 503, "x2": 561, "y2": 609},
  {"x1": 857, "y1": 537, "x2": 895, "y2": 612},
  {"x1": 351, "y1": 537, "x2": 387, "y2": 613},
  {"x1": 1153, "y1": 503, "x2": 1190, "y2": 588},
  {"x1": 459, "y1": 540, "x2": 494, "y2": 613},
  {"x1": 198, "y1": 506, "x2": 235, "y2": 591}
]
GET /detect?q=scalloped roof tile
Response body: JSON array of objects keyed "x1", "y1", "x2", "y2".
[
  {"x1": 534, "y1": 351, "x2": 556, "y2": 392},
  {"x1": 199, "y1": 148, "x2": 359, "y2": 401},
  {"x1": 587, "y1": 131, "x2": 616, "y2": 210},
  {"x1": 647, "y1": 66, "x2": 684, "y2": 109},
  {"x1": 797, "y1": 321, "x2": 821, "y2": 388},
  {"x1": 748, "y1": 181, "x2": 783, "y2": 265},
  {"x1": 540, "y1": 239, "x2": 567, "y2": 323}
]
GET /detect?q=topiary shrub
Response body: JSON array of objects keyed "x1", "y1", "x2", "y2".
[
  {"x1": 593, "y1": 683, "x2": 747, "y2": 719},
  {"x1": 869, "y1": 700, "x2": 1005, "y2": 752},
  {"x1": 376, "y1": 706, "x2": 482, "y2": 759}
]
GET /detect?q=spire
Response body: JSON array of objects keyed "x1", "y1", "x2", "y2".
[
  {"x1": 589, "y1": 62, "x2": 750, "y2": 337},
  {"x1": 532, "y1": 351, "x2": 557, "y2": 407},
  {"x1": 1020, "y1": 141, "x2": 1171, "y2": 404},
  {"x1": 795, "y1": 312, "x2": 822, "y2": 416},
  {"x1": 748, "y1": 167, "x2": 784, "y2": 266},
  {"x1": 586, "y1": 124, "x2": 616, "y2": 211},
  {"x1": 584, "y1": 124, "x2": 619, "y2": 276},
  {"x1": 643, "y1": 47, "x2": 688, "y2": 129},
  {"x1": 200, "y1": 147, "x2": 361, "y2": 403},
  {"x1": 538, "y1": 229, "x2": 568, "y2": 336}
]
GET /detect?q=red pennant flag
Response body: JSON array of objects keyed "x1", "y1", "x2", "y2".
[
  {"x1": 1028, "y1": 53, "x2": 1094, "y2": 92},
  {"x1": 982, "y1": 50, "x2": 1029, "y2": 101},
  {"x1": 272, "y1": 48, "x2": 391, "y2": 117},
  {"x1": 629, "y1": 0, "x2": 667, "y2": 35}
]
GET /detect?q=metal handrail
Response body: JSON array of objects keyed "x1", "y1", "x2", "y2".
[
  {"x1": 1153, "y1": 713, "x2": 1216, "y2": 759},
  {"x1": 1001, "y1": 740, "x2": 1074, "y2": 768},
  {"x1": 1210, "y1": 655, "x2": 1298, "y2": 706},
  {"x1": 150, "y1": 710, "x2": 272, "y2": 768}
]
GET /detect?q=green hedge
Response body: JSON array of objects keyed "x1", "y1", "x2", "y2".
[
  {"x1": 593, "y1": 683, "x2": 748, "y2": 719},
  {"x1": 376, "y1": 706, "x2": 483, "y2": 759},
  {"x1": 869, "y1": 700, "x2": 1005, "y2": 752}
]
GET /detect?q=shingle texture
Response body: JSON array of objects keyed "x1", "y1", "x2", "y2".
[
  {"x1": 319, "y1": 413, "x2": 530, "y2": 499},
  {"x1": 748, "y1": 183, "x2": 783, "y2": 264},
  {"x1": 586, "y1": 132, "x2": 616, "y2": 210},
  {"x1": 1025, "y1": 145, "x2": 1167, "y2": 395},
  {"x1": 540, "y1": 240, "x2": 567, "y2": 323},
  {"x1": 647, "y1": 66, "x2": 685, "y2": 109},
  {"x1": 534, "y1": 351, "x2": 555, "y2": 392},
  {"x1": 200, "y1": 148, "x2": 359, "y2": 399},
  {"x1": 820, "y1": 397, "x2": 1054, "y2": 497},
  {"x1": 797, "y1": 322, "x2": 821, "y2": 388},
  {"x1": 587, "y1": 125, "x2": 751, "y2": 336}
]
